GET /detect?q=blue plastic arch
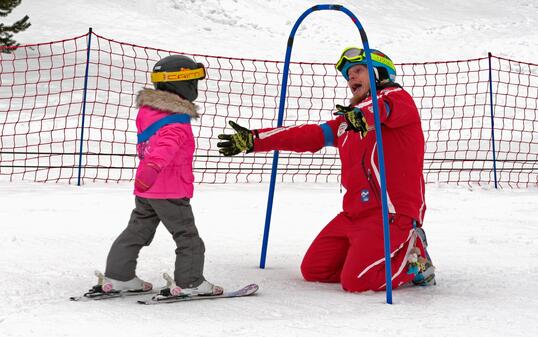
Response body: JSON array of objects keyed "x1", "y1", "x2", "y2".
[{"x1": 259, "y1": 4, "x2": 394, "y2": 304}]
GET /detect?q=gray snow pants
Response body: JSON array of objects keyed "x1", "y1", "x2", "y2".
[{"x1": 105, "y1": 197, "x2": 205, "y2": 288}]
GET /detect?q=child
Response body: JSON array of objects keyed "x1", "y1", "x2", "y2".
[{"x1": 96, "y1": 55, "x2": 223, "y2": 297}]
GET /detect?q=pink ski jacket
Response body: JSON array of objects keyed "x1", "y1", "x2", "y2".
[{"x1": 133, "y1": 88, "x2": 199, "y2": 199}]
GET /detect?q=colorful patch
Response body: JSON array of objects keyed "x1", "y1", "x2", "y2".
[
  {"x1": 360, "y1": 189, "x2": 370, "y2": 202},
  {"x1": 337, "y1": 122, "x2": 347, "y2": 137}
]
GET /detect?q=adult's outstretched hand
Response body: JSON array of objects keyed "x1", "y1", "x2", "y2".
[{"x1": 217, "y1": 121, "x2": 254, "y2": 156}]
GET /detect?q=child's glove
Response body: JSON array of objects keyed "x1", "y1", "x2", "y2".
[
  {"x1": 334, "y1": 104, "x2": 369, "y2": 137},
  {"x1": 135, "y1": 161, "x2": 161, "y2": 192},
  {"x1": 217, "y1": 121, "x2": 254, "y2": 156}
]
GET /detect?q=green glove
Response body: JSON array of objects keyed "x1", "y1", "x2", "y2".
[
  {"x1": 334, "y1": 104, "x2": 369, "y2": 137},
  {"x1": 217, "y1": 121, "x2": 254, "y2": 156}
]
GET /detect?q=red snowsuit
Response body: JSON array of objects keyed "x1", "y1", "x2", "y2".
[{"x1": 253, "y1": 86, "x2": 427, "y2": 291}]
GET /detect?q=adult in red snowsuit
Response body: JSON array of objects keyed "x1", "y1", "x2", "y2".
[{"x1": 218, "y1": 48, "x2": 435, "y2": 292}]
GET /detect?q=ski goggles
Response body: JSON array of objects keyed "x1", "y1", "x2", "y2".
[
  {"x1": 336, "y1": 47, "x2": 395, "y2": 72},
  {"x1": 151, "y1": 64, "x2": 206, "y2": 83},
  {"x1": 336, "y1": 47, "x2": 366, "y2": 71}
]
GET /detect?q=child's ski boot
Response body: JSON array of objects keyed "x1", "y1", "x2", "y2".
[{"x1": 154, "y1": 273, "x2": 224, "y2": 300}]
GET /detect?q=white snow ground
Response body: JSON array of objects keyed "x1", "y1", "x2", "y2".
[
  {"x1": 2, "y1": 0, "x2": 538, "y2": 336},
  {"x1": 0, "y1": 182, "x2": 537, "y2": 337}
]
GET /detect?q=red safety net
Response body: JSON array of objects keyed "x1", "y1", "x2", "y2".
[{"x1": 1, "y1": 31, "x2": 537, "y2": 187}]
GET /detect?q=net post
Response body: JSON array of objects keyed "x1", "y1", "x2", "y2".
[
  {"x1": 487, "y1": 52, "x2": 499, "y2": 189},
  {"x1": 77, "y1": 28, "x2": 93, "y2": 186}
]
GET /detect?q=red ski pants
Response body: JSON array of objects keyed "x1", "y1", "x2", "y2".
[{"x1": 300, "y1": 209, "x2": 424, "y2": 292}]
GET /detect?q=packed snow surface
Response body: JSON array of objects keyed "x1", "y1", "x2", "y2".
[{"x1": 1, "y1": 0, "x2": 538, "y2": 336}]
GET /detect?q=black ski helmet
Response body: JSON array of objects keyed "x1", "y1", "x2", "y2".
[{"x1": 151, "y1": 55, "x2": 206, "y2": 102}]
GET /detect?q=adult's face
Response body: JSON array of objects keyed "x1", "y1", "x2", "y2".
[{"x1": 347, "y1": 64, "x2": 371, "y2": 102}]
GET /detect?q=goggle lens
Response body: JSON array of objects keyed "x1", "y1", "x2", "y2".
[
  {"x1": 343, "y1": 48, "x2": 364, "y2": 59},
  {"x1": 336, "y1": 48, "x2": 365, "y2": 71}
]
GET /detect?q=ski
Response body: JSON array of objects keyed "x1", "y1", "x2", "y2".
[
  {"x1": 137, "y1": 283, "x2": 259, "y2": 305},
  {"x1": 70, "y1": 285, "x2": 156, "y2": 302}
]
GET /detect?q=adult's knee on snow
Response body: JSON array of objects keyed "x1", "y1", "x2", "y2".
[
  {"x1": 300, "y1": 260, "x2": 340, "y2": 283},
  {"x1": 340, "y1": 270, "x2": 379, "y2": 293},
  {"x1": 300, "y1": 262, "x2": 317, "y2": 281},
  {"x1": 300, "y1": 255, "x2": 321, "y2": 281}
]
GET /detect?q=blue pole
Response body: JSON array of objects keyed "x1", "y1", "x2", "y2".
[
  {"x1": 487, "y1": 52, "x2": 498, "y2": 189},
  {"x1": 259, "y1": 4, "x2": 393, "y2": 304},
  {"x1": 77, "y1": 27, "x2": 93, "y2": 186},
  {"x1": 259, "y1": 7, "x2": 316, "y2": 269}
]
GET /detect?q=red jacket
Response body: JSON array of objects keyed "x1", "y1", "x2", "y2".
[{"x1": 254, "y1": 86, "x2": 426, "y2": 223}]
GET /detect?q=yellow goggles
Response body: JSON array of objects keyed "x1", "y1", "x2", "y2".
[
  {"x1": 336, "y1": 47, "x2": 395, "y2": 72},
  {"x1": 336, "y1": 47, "x2": 365, "y2": 71},
  {"x1": 151, "y1": 67, "x2": 206, "y2": 83}
]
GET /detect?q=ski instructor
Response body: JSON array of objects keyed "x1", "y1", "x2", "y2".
[{"x1": 216, "y1": 47, "x2": 435, "y2": 292}]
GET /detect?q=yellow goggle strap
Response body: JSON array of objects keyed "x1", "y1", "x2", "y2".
[{"x1": 151, "y1": 67, "x2": 205, "y2": 83}]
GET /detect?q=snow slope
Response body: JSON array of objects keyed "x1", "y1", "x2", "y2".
[
  {"x1": 12, "y1": 0, "x2": 538, "y2": 63},
  {"x1": 0, "y1": 182, "x2": 537, "y2": 337},
  {"x1": 1, "y1": 1, "x2": 538, "y2": 336}
]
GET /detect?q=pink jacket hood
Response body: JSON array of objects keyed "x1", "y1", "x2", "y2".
[{"x1": 134, "y1": 88, "x2": 199, "y2": 199}]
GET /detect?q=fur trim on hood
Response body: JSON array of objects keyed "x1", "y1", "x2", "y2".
[{"x1": 136, "y1": 88, "x2": 199, "y2": 119}]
